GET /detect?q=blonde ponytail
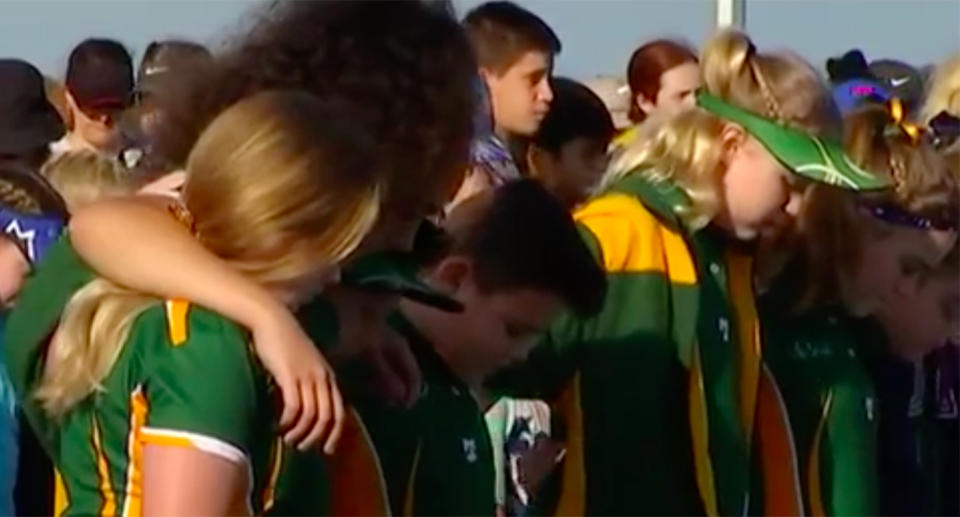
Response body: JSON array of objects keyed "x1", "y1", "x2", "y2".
[
  {"x1": 600, "y1": 30, "x2": 836, "y2": 226},
  {"x1": 921, "y1": 54, "x2": 960, "y2": 124},
  {"x1": 35, "y1": 91, "x2": 381, "y2": 417},
  {"x1": 35, "y1": 280, "x2": 156, "y2": 417}
]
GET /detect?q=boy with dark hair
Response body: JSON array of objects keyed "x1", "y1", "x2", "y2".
[
  {"x1": 54, "y1": 38, "x2": 134, "y2": 157},
  {"x1": 449, "y1": 2, "x2": 561, "y2": 207},
  {"x1": 527, "y1": 77, "x2": 615, "y2": 208},
  {"x1": 464, "y1": 1, "x2": 560, "y2": 139},
  {"x1": 353, "y1": 179, "x2": 605, "y2": 515}
]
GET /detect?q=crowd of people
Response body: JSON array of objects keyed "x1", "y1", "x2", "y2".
[{"x1": 0, "y1": 1, "x2": 957, "y2": 516}]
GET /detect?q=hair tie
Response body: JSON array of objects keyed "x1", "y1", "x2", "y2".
[
  {"x1": 885, "y1": 98, "x2": 923, "y2": 143},
  {"x1": 167, "y1": 201, "x2": 197, "y2": 236}
]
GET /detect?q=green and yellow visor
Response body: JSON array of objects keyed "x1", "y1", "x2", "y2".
[{"x1": 696, "y1": 90, "x2": 890, "y2": 191}]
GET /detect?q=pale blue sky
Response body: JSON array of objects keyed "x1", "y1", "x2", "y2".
[{"x1": 2, "y1": 0, "x2": 957, "y2": 81}]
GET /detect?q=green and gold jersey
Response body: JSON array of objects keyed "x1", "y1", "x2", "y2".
[
  {"x1": 4, "y1": 238, "x2": 284, "y2": 516},
  {"x1": 36, "y1": 302, "x2": 279, "y2": 517}
]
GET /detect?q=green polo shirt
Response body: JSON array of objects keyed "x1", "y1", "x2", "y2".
[{"x1": 357, "y1": 312, "x2": 496, "y2": 516}]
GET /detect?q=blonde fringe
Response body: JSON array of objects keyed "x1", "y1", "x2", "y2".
[{"x1": 35, "y1": 279, "x2": 157, "y2": 417}]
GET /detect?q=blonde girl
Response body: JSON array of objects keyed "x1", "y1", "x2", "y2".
[
  {"x1": 489, "y1": 29, "x2": 887, "y2": 516},
  {"x1": 14, "y1": 91, "x2": 380, "y2": 516}
]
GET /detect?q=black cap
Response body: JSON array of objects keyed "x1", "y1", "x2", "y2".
[
  {"x1": 0, "y1": 59, "x2": 65, "y2": 157},
  {"x1": 135, "y1": 40, "x2": 212, "y2": 101},
  {"x1": 66, "y1": 38, "x2": 134, "y2": 114},
  {"x1": 869, "y1": 59, "x2": 924, "y2": 108}
]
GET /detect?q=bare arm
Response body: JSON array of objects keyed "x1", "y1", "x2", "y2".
[
  {"x1": 69, "y1": 195, "x2": 276, "y2": 327},
  {"x1": 69, "y1": 197, "x2": 343, "y2": 452},
  {"x1": 142, "y1": 445, "x2": 249, "y2": 516}
]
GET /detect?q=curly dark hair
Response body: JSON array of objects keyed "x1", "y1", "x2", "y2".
[{"x1": 152, "y1": 0, "x2": 477, "y2": 214}]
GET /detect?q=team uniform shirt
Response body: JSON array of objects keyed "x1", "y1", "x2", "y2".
[
  {"x1": 4, "y1": 238, "x2": 283, "y2": 516},
  {"x1": 356, "y1": 312, "x2": 496, "y2": 516},
  {"x1": 262, "y1": 305, "x2": 500, "y2": 517},
  {"x1": 759, "y1": 293, "x2": 879, "y2": 516},
  {"x1": 490, "y1": 173, "x2": 765, "y2": 515}
]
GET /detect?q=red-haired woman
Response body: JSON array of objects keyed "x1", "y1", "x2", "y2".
[{"x1": 626, "y1": 39, "x2": 700, "y2": 123}]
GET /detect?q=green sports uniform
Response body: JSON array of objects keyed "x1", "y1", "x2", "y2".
[
  {"x1": 758, "y1": 303, "x2": 879, "y2": 516},
  {"x1": 356, "y1": 312, "x2": 496, "y2": 516},
  {"x1": 755, "y1": 268, "x2": 880, "y2": 515},
  {"x1": 490, "y1": 174, "x2": 760, "y2": 515},
  {"x1": 4, "y1": 238, "x2": 282, "y2": 516},
  {"x1": 267, "y1": 307, "x2": 497, "y2": 517}
]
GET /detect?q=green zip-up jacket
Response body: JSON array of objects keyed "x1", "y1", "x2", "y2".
[
  {"x1": 758, "y1": 304, "x2": 879, "y2": 517},
  {"x1": 492, "y1": 174, "x2": 763, "y2": 516}
]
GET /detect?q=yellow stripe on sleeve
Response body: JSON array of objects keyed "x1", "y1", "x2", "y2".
[{"x1": 164, "y1": 300, "x2": 190, "y2": 346}]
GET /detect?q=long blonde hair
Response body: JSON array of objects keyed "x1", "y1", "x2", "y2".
[
  {"x1": 921, "y1": 54, "x2": 960, "y2": 123},
  {"x1": 41, "y1": 151, "x2": 134, "y2": 212},
  {"x1": 36, "y1": 91, "x2": 381, "y2": 416},
  {"x1": 602, "y1": 30, "x2": 836, "y2": 229}
]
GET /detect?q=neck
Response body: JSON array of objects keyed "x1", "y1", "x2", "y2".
[
  {"x1": 399, "y1": 299, "x2": 483, "y2": 389},
  {"x1": 493, "y1": 124, "x2": 510, "y2": 142},
  {"x1": 65, "y1": 127, "x2": 99, "y2": 153}
]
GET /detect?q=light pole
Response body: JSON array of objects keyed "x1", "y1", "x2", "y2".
[{"x1": 716, "y1": 0, "x2": 746, "y2": 29}]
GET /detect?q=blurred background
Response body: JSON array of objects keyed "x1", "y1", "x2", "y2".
[{"x1": 1, "y1": 0, "x2": 958, "y2": 80}]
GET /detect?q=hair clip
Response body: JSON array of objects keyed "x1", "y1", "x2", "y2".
[
  {"x1": 928, "y1": 111, "x2": 960, "y2": 150},
  {"x1": 861, "y1": 202, "x2": 958, "y2": 231}
]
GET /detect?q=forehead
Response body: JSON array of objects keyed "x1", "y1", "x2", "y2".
[
  {"x1": 560, "y1": 136, "x2": 608, "y2": 156},
  {"x1": 482, "y1": 288, "x2": 561, "y2": 322},
  {"x1": 659, "y1": 62, "x2": 701, "y2": 91},
  {"x1": 501, "y1": 50, "x2": 552, "y2": 76}
]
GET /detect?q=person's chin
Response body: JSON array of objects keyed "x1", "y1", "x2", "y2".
[{"x1": 732, "y1": 225, "x2": 759, "y2": 241}]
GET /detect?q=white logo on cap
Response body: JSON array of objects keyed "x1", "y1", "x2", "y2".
[{"x1": 890, "y1": 76, "x2": 910, "y2": 87}]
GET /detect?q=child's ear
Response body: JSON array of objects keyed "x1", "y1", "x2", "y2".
[
  {"x1": 431, "y1": 255, "x2": 473, "y2": 292},
  {"x1": 636, "y1": 93, "x2": 656, "y2": 118},
  {"x1": 719, "y1": 123, "x2": 747, "y2": 163}
]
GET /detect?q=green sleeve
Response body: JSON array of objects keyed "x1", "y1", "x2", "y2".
[
  {"x1": 3, "y1": 236, "x2": 94, "y2": 400},
  {"x1": 3, "y1": 236, "x2": 95, "y2": 452},
  {"x1": 823, "y1": 382, "x2": 879, "y2": 516},
  {"x1": 140, "y1": 305, "x2": 268, "y2": 460}
]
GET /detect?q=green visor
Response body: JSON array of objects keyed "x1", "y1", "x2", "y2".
[
  {"x1": 341, "y1": 251, "x2": 464, "y2": 313},
  {"x1": 696, "y1": 91, "x2": 890, "y2": 191}
]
